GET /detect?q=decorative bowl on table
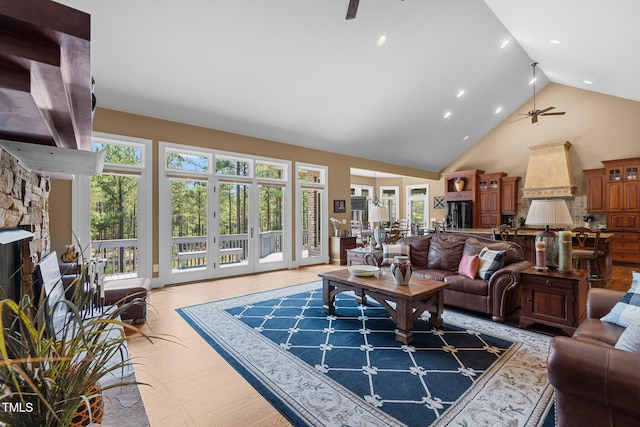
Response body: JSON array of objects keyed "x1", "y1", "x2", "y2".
[{"x1": 347, "y1": 265, "x2": 379, "y2": 277}]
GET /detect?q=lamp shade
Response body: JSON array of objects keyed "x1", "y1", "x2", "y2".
[
  {"x1": 525, "y1": 199, "x2": 573, "y2": 226},
  {"x1": 369, "y1": 204, "x2": 389, "y2": 223}
]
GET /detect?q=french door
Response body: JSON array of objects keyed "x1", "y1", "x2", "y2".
[{"x1": 159, "y1": 143, "x2": 291, "y2": 285}]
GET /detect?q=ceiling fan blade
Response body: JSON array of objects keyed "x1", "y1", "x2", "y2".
[
  {"x1": 538, "y1": 106, "x2": 555, "y2": 114},
  {"x1": 346, "y1": 0, "x2": 359, "y2": 19},
  {"x1": 507, "y1": 116, "x2": 530, "y2": 124},
  {"x1": 541, "y1": 112, "x2": 566, "y2": 116},
  {"x1": 532, "y1": 115, "x2": 538, "y2": 124}
]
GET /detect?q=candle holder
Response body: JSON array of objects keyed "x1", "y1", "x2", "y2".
[{"x1": 558, "y1": 230, "x2": 573, "y2": 273}]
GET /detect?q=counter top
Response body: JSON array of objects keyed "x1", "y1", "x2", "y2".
[{"x1": 446, "y1": 228, "x2": 616, "y2": 239}]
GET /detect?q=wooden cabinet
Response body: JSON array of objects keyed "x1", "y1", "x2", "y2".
[
  {"x1": 329, "y1": 236, "x2": 356, "y2": 265},
  {"x1": 584, "y1": 168, "x2": 606, "y2": 213},
  {"x1": 478, "y1": 172, "x2": 505, "y2": 227},
  {"x1": 501, "y1": 176, "x2": 520, "y2": 215},
  {"x1": 610, "y1": 232, "x2": 640, "y2": 264},
  {"x1": 603, "y1": 158, "x2": 640, "y2": 232},
  {"x1": 520, "y1": 268, "x2": 589, "y2": 335}
]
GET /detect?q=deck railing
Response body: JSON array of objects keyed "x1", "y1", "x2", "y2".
[{"x1": 91, "y1": 230, "x2": 294, "y2": 273}]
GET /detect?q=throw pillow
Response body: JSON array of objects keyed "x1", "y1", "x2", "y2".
[
  {"x1": 458, "y1": 254, "x2": 480, "y2": 279},
  {"x1": 382, "y1": 244, "x2": 410, "y2": 266},
  {"x1": 601, "y1": 271, "x2": 640, "y2": 328},
  {"x1": 615, "y1": 318, "x2": 640, "y2": 353},
  {"x1": 477, "y1": 247, "x2": 506, "y2": 280}
]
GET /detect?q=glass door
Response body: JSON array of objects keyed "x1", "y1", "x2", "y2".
[
  {"x1": 258, "y1": 184, "x2": 285, "y2": 266},
  {"x1": 171, "y1": 178, "x2": 208, "y2": 273},
  {"x1": 218, "y1": 181, "x2": 251, "y2": 273}
]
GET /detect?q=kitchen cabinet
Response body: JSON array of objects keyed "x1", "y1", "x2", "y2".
[
  {"x1": 602, "y1": 158, "x2": 640, "y2": 233},
  {"x1": 501, "y1": 176, "x2": 520, "y2": 215},
  {"x1": 610, "y1": 232, "x2": 640, "y2": 264},
  {"x1": 478, "y1": 172, "x2": 505, "y2": 227},
  {"x1": 584, "y1": 168, "x2": 606, "y2": 213}
]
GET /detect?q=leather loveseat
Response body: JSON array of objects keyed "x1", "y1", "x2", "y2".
[
  {"x1": 364, "y1": 233, "x2": 531, "y2": 321},
  {"x1": 547, "y1": 288, "x2": 640, "y2": 426}
]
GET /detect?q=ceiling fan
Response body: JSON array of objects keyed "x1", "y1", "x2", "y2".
[
  {"x1": 514, "y1": 62, "x2": 566, "y2": 124},
  {"x1": 346, "y1": 0, "x2": 404, "y2": 20}
]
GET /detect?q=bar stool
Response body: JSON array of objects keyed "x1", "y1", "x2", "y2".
[
  {"x1": 572, "y1": 227, "x2": 604, "y2": 287},
  {"x1": 491, "y1": 225, "x2": 517, "y2": 241}
]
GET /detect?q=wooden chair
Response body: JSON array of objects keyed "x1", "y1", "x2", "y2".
[
  {"x1": 492, "y1": 225, "x2": 517, "y2": 241},
  {"x1": 433, "y1": 220, "x2": 446, "y2": 233},
  {"x1": 398, "y1": 218, "x2": 409, "y2": 237},
  {"x1": 572, "y1": 227, "x2": 603, "y2": 284},
  {"x1": 386, "y1": 221, "x2": 401, "y2": 244}
]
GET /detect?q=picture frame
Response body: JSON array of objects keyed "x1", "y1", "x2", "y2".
[
  {"x1": 333, "y1": 199, "x2": 346, "y2": 213},
  {"x1": 433, "y1": 196, "x2": 445, "y2": 209}
]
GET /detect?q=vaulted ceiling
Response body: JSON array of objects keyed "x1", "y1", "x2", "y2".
[{"x1": 55, "y1": 0, "x2": 640, "y2": 173}]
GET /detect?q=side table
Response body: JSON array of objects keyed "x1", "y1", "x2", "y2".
[
  {"x1": 519, "y1": 267, "x2": 589, "y2": 335},
  {"x1": 329, "y1": 236, "x2": 356, "y2": 265}
]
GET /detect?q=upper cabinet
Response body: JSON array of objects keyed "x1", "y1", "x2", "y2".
[
  {"x1": 601, "y1": 158, "x2": 640, "y2": 230},
  {"x1": 584, "y1": 168, "x2": 606, "y2": 213},
  {"x1": 0, "y1": 1, "x2": 92, "y2": 150},
  {"x1": 501, "y1": 176, "x2": 521, "y2": 215}
]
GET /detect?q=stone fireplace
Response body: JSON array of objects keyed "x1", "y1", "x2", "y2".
[{"x1": 0, "y1": 147, "x2": 51, "y2": 301}]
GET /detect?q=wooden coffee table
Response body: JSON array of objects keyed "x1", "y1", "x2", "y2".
[{"x1": 319, "y1": 269, "x2": 448, "y2": 344}]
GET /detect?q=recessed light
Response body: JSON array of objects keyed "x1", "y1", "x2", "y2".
[
  {"x1": 500, "y1": 40, "x2": 510, "y2": 49},
  {"x1": 495, "y1": 107, "x2": 503, "y2": 114},
  {"x1": 463, "y1": 136, "x2": 469, "y2": 141},
  {"x1": 584, "y1": 80, "x2": 593, "y2": 85},
  {"x1": 444, "y1": 111, "x2": 452, "y2": 119},
  {"x1": 377, "y1": 35, "x2": 387, "y2": 47},
  {"x1": 457, "y1": 90, "x2": 465, "y2": 98},
  {"x1": 550, "y1": 39, "x2": 561, "y2": 45}
]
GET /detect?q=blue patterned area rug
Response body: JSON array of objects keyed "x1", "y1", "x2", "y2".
[{"x1": 177, "y1": 281, "x2": 555, "y2": 426}]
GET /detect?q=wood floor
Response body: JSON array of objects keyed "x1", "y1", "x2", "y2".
[{"x1": 126, "y1": 264, "x2": 636, "y2": 426}]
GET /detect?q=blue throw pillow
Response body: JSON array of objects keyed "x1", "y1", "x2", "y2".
[
  {"x1": 476, "y1": 247, "x2": 506, "y2": 280},
  {"x1": 602, "y1": 271, "x2": 640, "y2": 328}
]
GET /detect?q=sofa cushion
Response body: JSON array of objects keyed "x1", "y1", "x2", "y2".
[
  {"x1": 397, "y1": 236, "x2": 431, "y2": 268},
  {"x1": 615, "y1": 319, "x2": 640, "y2": 353},
  {"x1": 444, "y1": 275, "x2": 488, "y2": 296},
  {"x1": 458, "y1": 254, "x2": 480, "y2": 279},
  {"x1": 381, "y1": 244, "x2": 410, "y2": 265},
  {"x1": 463, "y1": 237, "x2": 520, "y2": 265},
  {"x1": 412, "y1": 269, "x2": 456, "y2": 281},
  {"x1": 426, "y1": 236, "x2": 465, "y2": 271},
  {"x1": 601, "y1": 271, "x2": 640, "y2": 328},
  {"x1": 477, "y1": 247, "x2": 506, "y2": 280},
  {"x1": 573, "y1": 318, "x2": 624, "y2": 346}
]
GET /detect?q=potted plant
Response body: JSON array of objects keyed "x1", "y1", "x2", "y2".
[{"x1": 0, "y1": 264, "x2": 155, "y2": 427}]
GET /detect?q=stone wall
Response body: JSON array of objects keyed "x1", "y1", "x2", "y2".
[{"x1": 0, "y1": 147, "x2": 51, "y2": 299}]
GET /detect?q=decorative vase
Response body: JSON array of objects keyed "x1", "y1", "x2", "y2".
[
  {"x1": 70, "y1": 382, "x2": 104, "y2": 427},
  {"x1": 454, "y1": 177, "x2": 465, "y2": 192},
  {"x1": 390, "y1": 256, "x2": 412, "y2": 285}
]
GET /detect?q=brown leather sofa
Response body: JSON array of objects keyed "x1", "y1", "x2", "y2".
[
  {"x1": 547, "y1": 288, "x2": 640, "y2": 426},
  {"x1": 364, "y1": 233, "x2": 531, "y2": 321}
]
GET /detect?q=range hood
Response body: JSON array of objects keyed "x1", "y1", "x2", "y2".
[
  {"x1": 0, "y1": 139, "x2": 105, "y2": 179},
  {"x1": 522, "y1": 141, "x2": 576, "y2": 199}
]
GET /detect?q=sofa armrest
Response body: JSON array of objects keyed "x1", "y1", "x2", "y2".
[
  {"x1": 548, "y1": 336, "x2": 640, "y2": 420},
  {"x1": 363, "y1": 251, "x2": 383, "y2": 267},
  {"x1": 587, "y1": 288, "x2": 626, "y2": 319},
  {"x1": 486, "y1": 260, "x2": 531, "y2": 320}
]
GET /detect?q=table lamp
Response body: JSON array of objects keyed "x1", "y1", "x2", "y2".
[
  {"x1": 369, "y1": 204, "x2": 389, "y2": 250},
  {"x1": 524, "y1": 199, "x2": 573, "y2": 270}
]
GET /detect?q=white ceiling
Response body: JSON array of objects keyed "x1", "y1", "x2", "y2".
[{"x1": 56, "y1": 0, "x2": 640, "y2": 173}]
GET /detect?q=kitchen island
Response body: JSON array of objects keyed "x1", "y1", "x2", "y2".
[{"x1": 446, "y1": 227, "x2": 613, "y2": 286}]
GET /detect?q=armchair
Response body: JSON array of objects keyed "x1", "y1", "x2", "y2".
[{"x1": 547, "y1": 288, "x2": 640, "y2": 426}]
